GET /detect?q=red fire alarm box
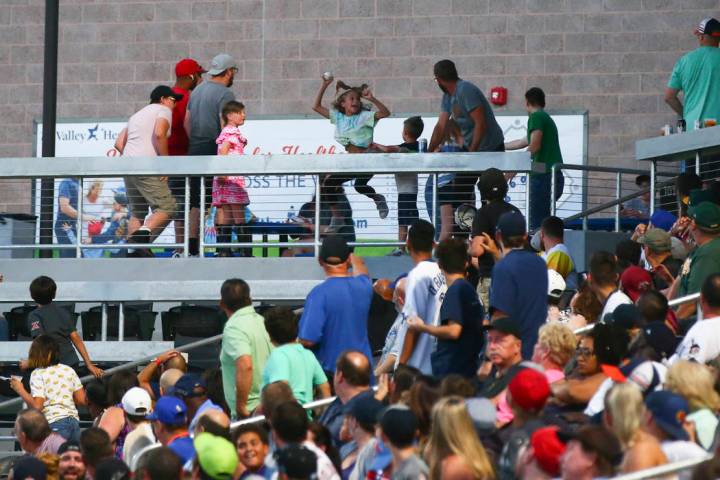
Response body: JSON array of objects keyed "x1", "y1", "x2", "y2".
[{"x1": 490, "y1": 86, "x2": 507, "y2": 106}]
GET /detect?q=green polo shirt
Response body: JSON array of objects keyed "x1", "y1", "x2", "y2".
[
  {"x1": 679, "y1": 236, "x2": 720, "y2": 297},
  {"x1": 220, "y1": 305, "x2": 273, "y2": 418},
  {"x1": 527, "y1": 109, "x2": 563, "y2": 175},
  {"x1": 668, "y1": 46, "x2": 720, "y2": 128}
]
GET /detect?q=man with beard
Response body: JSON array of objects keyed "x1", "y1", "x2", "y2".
[
  {"x1": 58, "y1": 441, "x2": 86, "y2": 480},
  {"x1": 168, "y1": 58, "x2": 205, "y2": 256},
  {"x1": 428, "y1": 59, "x2": 504, "y2": 219},
  {"x1": 183, "y1": 53, "x2": 237, "y2": 257}
]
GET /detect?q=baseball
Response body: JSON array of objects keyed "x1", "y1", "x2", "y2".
[{"x1": 323, "y1": 71, "x2": 333, "y2": 81}]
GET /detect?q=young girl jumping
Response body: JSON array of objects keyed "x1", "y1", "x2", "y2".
[
  {"x1": 213, "y1": 101, "x2": 251, "y2": 257},
  {"x1": 312, "y1": 76, "x2": 391, "y2": 231}
]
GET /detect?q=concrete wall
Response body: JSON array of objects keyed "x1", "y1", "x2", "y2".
[{"x1": 0, "y1": 0, "x2": 715, "y2": 210}]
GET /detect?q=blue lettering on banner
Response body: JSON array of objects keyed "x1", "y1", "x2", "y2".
[{"x1": 354, "y1": 219, "x2": 368, "y2": 229}]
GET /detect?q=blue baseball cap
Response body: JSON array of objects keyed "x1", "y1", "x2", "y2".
[
  {"x1": 173, "y1": 373, "x2": 207, "y2": 398},
  {"x1": 146, "y1": 396, "x2": 187, "y2": 426},
  {"x1": 496, "y1": 211, "x2": 526, "y2": 238},
  {"x1": 649, "y1": 209, "x2": 676, "y2": 232},
  {"x1": 645, "y1": 391, "x2": 690, "y2": 441}
]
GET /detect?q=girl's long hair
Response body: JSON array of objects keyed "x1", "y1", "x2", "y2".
[
  {"x1": 604, "y1": 382, "x2": 645, "y2": 447},
  {"x1": 425, "y1": 396, "x2": 495, "y2": 480}
]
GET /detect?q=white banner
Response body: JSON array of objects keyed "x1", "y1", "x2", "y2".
[{"x1": 36, "y1": 113, "x2": 586, "y2": 241}]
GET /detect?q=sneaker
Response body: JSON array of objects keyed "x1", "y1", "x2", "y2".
[
  {"x1": 387, "y1": 248, "x2": 405, "y2": 257},
  {"x1": 374, "y1": 195, "x2": 389, "y2": 219},
  {"x1": 128, "y1": 229, "x2": 153, "y2": 257}
]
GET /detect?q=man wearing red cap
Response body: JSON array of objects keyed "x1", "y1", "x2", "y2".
[
  {"x1": 517, "y1": 426, "x2": 566, "y2": 480},
  {"x1": 169, "y1": 58, "x2": 206, "y2": 256}
]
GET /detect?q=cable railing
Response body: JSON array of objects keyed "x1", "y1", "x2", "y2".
[
  {"x1": 0, "y1": 151, "x2": 536, "y2": 258},
  {"x1": 551, "y1": 163, "x2": 677, "y2": 231}
]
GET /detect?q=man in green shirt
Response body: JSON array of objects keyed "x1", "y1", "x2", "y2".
[
  {"x1": 219, "y1": 278, "x2": 273, "y2": 419},
  {"x1": 666, "y1": 18, "x2": 720, "y2": 177},
  {"x1": 505, "y1": 87, "x2": 564, "y2": 230},
  {"x1": 673, "y1": 201, "x2": 720, "y2": 319}
]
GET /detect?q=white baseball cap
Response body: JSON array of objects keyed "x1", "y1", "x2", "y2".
[
  {"x1": 548, "y1": 269, "x2": 566, "y2": 298},
  {"x1": 122, "y1": 387, "x2": 152, "y2": 416}
]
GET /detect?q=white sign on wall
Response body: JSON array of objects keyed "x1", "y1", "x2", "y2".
[{"x1": 36, "y1": 113, "x2": 586, "y2": 241}]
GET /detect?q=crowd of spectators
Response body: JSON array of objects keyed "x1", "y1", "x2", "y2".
[{"x1": 5, "y1": 14, "x2": 720, "y2": 480}]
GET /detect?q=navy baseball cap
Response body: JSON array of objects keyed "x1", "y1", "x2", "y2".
[
  {"x1": 146, "y1": 396, "x2": 188, "y2": 426},
  {"x1": 496, "y1": 211, "x2": 526, "y2": 238},
  {"x1": 343, "y1": 391, "x2": 384, "y2": 427},
  {"x1": 483, "y1": 316, "x2": 523, "y2": 339},
  {"x1": 645, "y1": 391, "x2": 690, "y2": 441},
  {"x1": 173, "y1": 373, "x2": 207, "y2": 398}
]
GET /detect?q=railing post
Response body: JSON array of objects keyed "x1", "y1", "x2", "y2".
[
  {"x1": 118, "y1": 302, "x2": 124, "y2": 342},
  {"x1": 650, "y1": 160, "x2": 656, "y2": 216},
  {"x1": 100, "y1": 302, "x2": 107, "y2": 342},
  {"x1": 550, "y1": 163, "x2": 562, "y2": 217},
  {"x1": 314, "y1": 175, "x2": 321, "y2": 257},
  {"x1": 431, "y1": 174, "x2": 438, "y2": 230},
  {"x1": 698, "y1": 300, "x2": 703, "y2": 322},
  {"x1": 695, "y1": 151, "x2": 701, "y2": 176},
  {"x1": 183, "y1": 176, "x2": 190, "y2": 258},
  {"x1": 76, "y1": 177, "x2": 83, "y2": 258},
  {"x1": 615, "y1": 172, "x2": 621, "y2": 232},
  {"x1": 199, "y1": 176, "x2": 206, "y2": 258},
  {"x1": 525, "y1": 173, "x2": 531, "y2": 231}
]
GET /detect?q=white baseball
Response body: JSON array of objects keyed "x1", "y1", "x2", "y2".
[{"x1": 323, "y1": 71, "x2": 333, "y2": 81}]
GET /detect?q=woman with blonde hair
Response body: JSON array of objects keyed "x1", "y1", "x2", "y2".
[
  {"x1": 425, "y1": 396, "x2": 495, "y2": 480},
  {"x1": 665, "y1": 360, "x2": 720, "y2": 450},
  {"x1": 603, "y1": 382, "x2": 667, "y2": 473},
  {"x1": 532, "y1": 322, "x2": 577, "y2": 383}
]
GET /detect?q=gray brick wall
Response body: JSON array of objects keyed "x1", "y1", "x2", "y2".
[{"x1": 0, "y1": 0, "x2": 717, "y2": 168}]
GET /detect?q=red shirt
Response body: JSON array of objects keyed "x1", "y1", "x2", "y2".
[{"x1": 168, "y1": 86, "x2": 190, "y2": 156}]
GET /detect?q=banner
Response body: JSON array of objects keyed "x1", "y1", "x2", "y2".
[{"x1": 36, "y1": 112, "x2": 586, "y2": 241}]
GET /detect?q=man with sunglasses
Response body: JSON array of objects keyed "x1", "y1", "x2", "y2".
[{"x1": 183, "y1": 53, "x2": 238, "y2": 257}]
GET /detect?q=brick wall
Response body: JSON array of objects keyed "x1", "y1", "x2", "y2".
[{"x1": 0, "y1": 0, "x2": 717, "y2": 169}]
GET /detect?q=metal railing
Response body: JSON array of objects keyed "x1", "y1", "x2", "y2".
[
  {"x1": 551, "y1": 163, "x2": 677, "y2": 231},
  {"x1": 0, "y1": 151, "x2": 536, "y2": 257},
  {"x1": 612, "y1": 455, "x2": 712, "y2": 480}
]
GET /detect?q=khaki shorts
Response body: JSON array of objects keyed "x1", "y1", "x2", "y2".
[{"x1": 124, "y1": 176, "x2": 176, "y2": 219}]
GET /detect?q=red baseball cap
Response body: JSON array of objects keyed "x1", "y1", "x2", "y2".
[
  {"x1": 508, "y1": 368, "x2": 550, "y2": 412},
  {"x1": 530, "y1": 426, "x2": 566, "y2": 476},
  {"x1": 175, "y1": 58, "x2": 206, "y2": 77}
]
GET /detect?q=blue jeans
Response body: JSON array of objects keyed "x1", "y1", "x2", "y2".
[
  {"x1": 50, "y1": 417, "x2": 80, "y2": 443},
  {"x1": 54, "y1": 223, "x2": 77, "y2": 258},
  {"x1": 529, "y1": 170, "x2": 565, "y2": 231}
]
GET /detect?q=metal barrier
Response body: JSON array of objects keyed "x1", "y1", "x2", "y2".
[
  {"x1": 611, "y1": 456, "x2": 712, "y2": 480},
  {"x1": 551, "y1": 163, "x2": 677, "y2": 231},
  {"x1": 0, "y1": 152, "x2": 535, "y2": 258},
  {"x1": 636, "y1": 125, "x2": 720, "y2": 215}
]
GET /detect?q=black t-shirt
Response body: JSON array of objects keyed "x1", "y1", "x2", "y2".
[
  {"x1": 471, "y1": 201, "x2": 521, "y2": 277},
  {"x1": 431, "y1": 279, "x2": 485, "y2": 378},
  {"x1": 398, "y1": 141, "x2": 419, "y2": 152},
  {"x1": 28, "y1": 304, "x2": 79, "y2": 366}
]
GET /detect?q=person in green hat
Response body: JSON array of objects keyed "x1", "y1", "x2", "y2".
[
  {"x1": 638, "y1": 228, "x2": 682, "y2": 290},
  {"x1": 191, "y1": 432, "x2": 239, "y2": 480},
  {"x1": 672, "y1": 201, "x2": 720, "y2": 319}
]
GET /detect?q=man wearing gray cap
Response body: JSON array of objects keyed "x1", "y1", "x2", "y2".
[{"x1": 183, "y1": 53, "x2": 237, "y2": 256}]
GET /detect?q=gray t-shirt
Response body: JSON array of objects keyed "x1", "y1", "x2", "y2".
[
  {"x1": 441, "y1": 80, "x2": 504, "y2": 151},
  {"x1": 28, "y1": 304, "x2": 79, "y2": 367},
  {"x1": 187, "y1": 81, "x2": 235, "y2": 154},
  {"x1": 392, "y1": 455, "x2": 428, "y2": 480}
]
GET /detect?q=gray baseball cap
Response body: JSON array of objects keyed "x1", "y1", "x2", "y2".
[{"x1": 207, "y1": 53, "x2": 237, "y2": 76}]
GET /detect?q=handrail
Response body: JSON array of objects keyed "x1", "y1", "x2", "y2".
[
  {"x1": 0, "y1": 333, "x2": 224, "y2": 411},
  {"x1": 0, "y1": 152, "x2": 536, "y2": 178},
  {"x1": 611, "y1": 455, "x2": 711, "y2": 480},
  {"x1": 552, "y1": 163, "x2": 676, "y2": 177}
]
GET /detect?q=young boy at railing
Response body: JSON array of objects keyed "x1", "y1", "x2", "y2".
[{"x1": 371, "y1": 116, "x2": 424, "y2": 256}]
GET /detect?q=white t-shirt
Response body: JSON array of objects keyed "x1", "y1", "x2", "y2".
[
  {"x1": 661, "y1": 441, "x2": 709, "y2": 480},
  {"x1": 123, "y1": 103, "x2": 172, "y2": 157},
  {"x1": 584, "y1": 361, "x2": 667, "y2": 416},
  {"x1": 600, "y1": 290, "x2": 632, "y2": 321},
  {"x1": 395, "y1": 260, "x2": 447, "y2": 374},
  {"x1": 670, "y1": 316, "x2": 720, "y2": 365},
  {"x1": 395, "y1": 173, "x2": 419, "y2": 194},
  {"x1": 29, "y1": 363, "x2": 82, "y2": 424},
  {"x1": 123, "y1": 422, "x2": 156, "y2": 467},
  {"x1": 303, "y1": 441, "x2": 340, "y2": 480}
]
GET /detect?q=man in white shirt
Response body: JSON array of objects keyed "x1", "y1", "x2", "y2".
[
  {"x1": 396, "y1": 220, "x2": 447, "y2": 375},
  {"x1": 589, "y1": 251, "x2": 632, "y2": 321},
  {"x1": 644, "y1": 391, "x2": 709, "y2": 480},
  {"x1": 121, "y1": 387, "x2": 157, "y2": 467},
  {"x1": 540, "y1": 216, "x2": 578, "y2": 290},
  {"x1": 670, "y1": 273, "x2": 720, "y2": 364},
  {"x1": 114, "y1": 85, "x2": 181, "y2": 255}
]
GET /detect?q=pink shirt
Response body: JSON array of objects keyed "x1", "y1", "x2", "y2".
[{"x1": 216, "y1": 125, "x2": 247, "y2": 155}]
